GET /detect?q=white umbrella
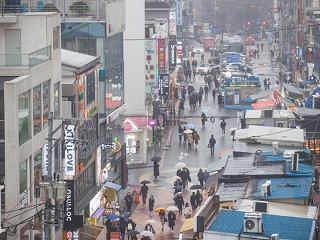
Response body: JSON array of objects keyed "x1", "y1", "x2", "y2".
[
  {"x1": 228, "y1": 127, "x2": 237, "y2": 132},
  {"x1": 145, "y1": 219, "x2": 156, "y2": 224},
  {"x1": 184, "y1": 129, "x2": 193, "y2": 134},
  {"x1": 171, "y1": 176, "x2": 181, "y2": 180},
  {"x1": 140, "y1": 231, "x2": 154, "y2": 237},
  {"x1": 166, "y1": 206, "x2": 179, "y2": 211},
  {"x1": 175, "y1": 162, "x2": 186, "y2": 169}
]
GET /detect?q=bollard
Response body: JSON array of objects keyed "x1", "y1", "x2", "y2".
[{"x1": 135, "y1": 187, "x2": 140, "y2": 203}]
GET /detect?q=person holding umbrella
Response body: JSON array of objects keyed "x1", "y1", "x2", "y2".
[
  {"x1": 176, "y1": 192, "x2": 185, "y2": 215},
  {"x1": 168, "y1": 210, "x2": 177, "y2": 233},
  {"x1": 184, "y1": 203, "x2": 192, "y2": 219},
  {"x1": 126, "y1": 218, "x2": 137, "y2": 240},
  {"x1": 140, "y1": 182, "x2": 149, "y2": 205},
  {"x1": 148, "y1": 195, "x2": 155, "y2": 217},
  {"x1": 153, "y1": 160, "x2": 160, "y2": 180},
  {"x1": 158, "y1": 209, "x2": 166, "y2": 231},
  {"x1": 144, "y1": 222, "x2": 155, "y2": 234}
]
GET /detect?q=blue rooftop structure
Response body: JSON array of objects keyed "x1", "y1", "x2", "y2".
[
  {"x1": 208, "y1": 209, "x2": 315, "y2": 240},
  {"x1": 254, "y1": 177, "x2": 313, "y2": 200},
  {"x1": 285, "y1": 162, "x2": 314, "y2": 177}
]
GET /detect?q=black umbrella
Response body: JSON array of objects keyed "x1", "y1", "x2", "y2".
[
  {"x1": 151, "y1": 156, "x2": 162, "y2": 162},
  {"x1": 173, "y1": 186, "x2": 183, "y2": 190},
  {"x1": 179, "y1": 120, "x2": 188, "y2": 125},
  {"x1": 126, "y1": 230, "x2": 140, "y2": 235},
  {"x1": 189, "y1": 184, "x2": 203, "y2": 190},
  {"x1": 219, "y1": 117, "x2": 230, "y2": 120},
  {"x1": 191, "y1": 91, "x2": 199, "y2": 96},
  {"x1": 140, "y1": 180, "x2": 151, "y2": 184}
]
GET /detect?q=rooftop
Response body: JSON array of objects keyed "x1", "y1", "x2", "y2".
[
  {"x1": 207, "y1": 209, "x2": 315, "y2": 240},
  {"x1": 215, "y1": 182, "x2": 248, "y2": 202}
]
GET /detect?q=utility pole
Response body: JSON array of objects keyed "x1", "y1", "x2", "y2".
[{"x1": 279, "y1": 3, "x2": 284, "y2": 97}]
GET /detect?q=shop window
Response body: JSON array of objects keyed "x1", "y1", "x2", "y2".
[
  {"x1": 19, "y1": 91, "x2": 30, "y2": 146},
  {"x1": 19, "y1": 159, "x2": 28, "y2": 208},
  {"x1": 86, "y1": 72, "x2": 96, "y2": 105},
  {"x1": 33, "y1": 85, "x2": 42, "y2": 136},
  {"x1": 43, "y1": 80, "x2": 50, "y2": 129}
]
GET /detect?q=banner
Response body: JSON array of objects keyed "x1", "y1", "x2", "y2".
[
  {"x1": 158, "y1": 74, "x2": 169, "y2": 96},
  {"x1": 157, "y1": 38, "x2": 166, "y2": 74},
  {"x1": 176, "y1": 0, "x2": 182, "y2": 27},
  {"x1": 65, "y1": 125, "x2": 75, "y2": 176},
  {"x1": 169, "y1": 42, "x2": 177, "y2": 68},
  {"x1": 42, "y1": 144, "x2": 49, "y2": 176},
  {"x1": 169, "y1": 11, "x2": 177, "y2": 36},
  {"x1": 63, "y1": 180, "x2": 75, "y2": 231},
  {"x1": 145, "y1": 40, "x2": 157, "y2": 93}
]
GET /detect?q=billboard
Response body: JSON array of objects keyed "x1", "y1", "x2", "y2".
[
  {"x1": 63, "y1": 180, "x2": 75, "y2": 231},
  {"x1": 157, "y1": 38, "x2": 166, "y2": 74},
  {"x1": 176, "y1": 0, "x2": 182, "y2": 27},
  {"x1": 158, "y1": 74, "x2": 169, "y2": 96},
  {"x1": 145, "y1": 40, "x2": 157, "y2": 93},
  {"x1": 64, "y1": 125, "x2": 75, "y2": 176}
]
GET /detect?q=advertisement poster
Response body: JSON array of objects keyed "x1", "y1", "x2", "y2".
[
  {"x1": 157, "y1": 38, "x2": 166, "y2": 74},
  {"x1": 145, "y1": 40, "x2": 157, "y2": 93}
]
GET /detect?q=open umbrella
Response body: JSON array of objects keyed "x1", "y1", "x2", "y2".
[
  {"x1": 189, "y1": 184, "x2": 203, "y2": 190},
  {"x1": 173, "y1": 186, "x2": 183, "y2": 190},
  {"x1": 151, "y1": 156, "x2": 162, "y2": 162},
  {"x1": 140, "y1": 231, "x2": 154, "y2": 237},
  {"x1": 201, "y1": 109, "x2": 208, "y2": 113},
  {"x1": 187, "y1": 83, "x2": 194, "y2": 86},
  {"x1": 175, "y1": 162, "x2": 186, "y2": 168},
  {"x1": 166, "y1": 206, "x2": 179, "y2": 211},
  {"x1": 126, "y1": 230, "x2": 140, "y2": 236},
  {"x1": 184, "y1": 129, "x2": 193, "y2": 134},
  {"x1": 120, "y1": 212, "x2": 130, "y2": 218},
  {"x1": 186, "y1": 123, "x2": 195, "y2": 129},
  {"x1": 154, "y1": 207, "x2": 166, "y2": 213},
  {"x1": 106, "y1": 214, "x2": 119, "y2": 220},
  {"x1": 171, "y1": 176, "x2": 181, "y2": 180},
  {"x1": 140, "y1": 180, "x2": 151, "y2": 184},
  {"x1": 228, "y1": 127, "x2": 237, "y2": 132},
  {"x1": 191, "y1": 91, "x2": 199, "y2": 96},
  {"x1": 145, "y1": 219, "x2": 156, "y2": 224},
  {"x1": 179, "y1": 120, "x2": 189, "y2": 125}
]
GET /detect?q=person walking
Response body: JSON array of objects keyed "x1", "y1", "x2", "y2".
[
  {"x1": 203, "y1": 171, "x2": 210, "y2": 183},
  {"x1": 178, "y1": 125, "x2": 184, "y2": 143},
  {"x1": 198, "y1": 91, "x2": 203, "y2": 107},
  {"x1": 267, "y1": 78, "x2": 271, "y2": 90},
  {"x1": 263, "y1": 78, "x2": 267, "y2": 91},
  {"x1": 125, "y1": 192, "x2": 133, "y2": 213},
  {"x1": 158, "y1": 209, "x2": 166, "y2": 231},
  {"x1": 181, "y1": 87, "x2": 186, "y2": 101},
  {"x1": 126, "y1": 218, "x2": 137, "y2": 240},
  {"x1": 195, "y1": 190, "x2": 203, "y2": 207},
  {"x1": 174, "y1": 88, "x2": 179, "y2": 100},
  {"x1": 201, "y1": 112, "x2": 206, "y2": 127},
  {"x1": 184, "y1": 203, "x2": 192, "y2": 219},
  {"x1": 197, "y1": 168, "x2": 204, "y2": 187},
  {"x1": 218, "y1": 93, "x2": 223, "y2": 105},
  {"x1": 190, "y1": 192, "x2": 197, "y2": 210},
  {"x1": 179, "y1": 100, "x2": 185, "y2": 116},
  {"x1": 261, "y1": 42, "x2": 264, "y2": 52},
  {"x1": 209, "y1": 135, "x2": 216, "y2": 155},
  {"x1": 183, "y1": 127, "x2": 188, "y2": 143},
  {"x1": 119, "y1": 217, "x2": 127, "y2": 240},
  {"x1": 220, "y1": 119, "x2": 226, "y2": 135},
  {"x1": 257, "y1": 49, "x2": 260, "y2": 59},
  {"x1": 174, "y1": 178, "x2": 183, "y2": 195},
  {"x1": 153, "y1": 161, "x2": 159, "y2": 180},
  {"x1": 193, "y1": 68, "x2": 197, "y2": 80},
  {"x1": 148, "y1": 195, "x2": 155, "y2": 217},
  {"x1": 193, "y1": 131, "x2": 200, "y2": 148},
  {"x1": 105, "y1": 219, "x2": 112, "y2": 240},
  {"x1": 204, "y1": 84, "x2": 209, "y2": 98},
  {"x1": 157, "y1": 130, "x2": 163, "y2": 148},
  {"x1": 212, "y1": 88, "x2": 216, "y2": 102},
  {"x1": 201, "y1": 53, "x2": 204, "y2": 64},
  {"x1": 145, "y1": 223, "x2": 155, "y2": 234},
  {"x1": 140, "y1": 182, "x2": 149, "y2": 205},
  {"x1": 176, "y1": 192, "x2": 185, "y2": 215},
  {"x1": 168, "y1": 210, "x2": 176, "y2": 233}
]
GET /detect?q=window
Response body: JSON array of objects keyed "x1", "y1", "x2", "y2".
[
  {"x1": 19, "y1": 159, "x2": 28, "y2": 208},
  {"x1": 19, "y1": 91, "x2": 30, "y2": 145},
  {"x1": 53, "y1": 82, "x2": 60, "y2": 116},
  {"x1": 53, "y1": 26, "x2": 60, "y2": 50},
  {"x1": 43, "y1": 80, "x2": 50, "y2": 129},
  {"x1": 86, "y1": 72, "x2": 95, "y2": 105},
  {"x1": 34, "y1": 149, "x2": 42, "y2": 198},
  {"x1": 33, "y1": 85, "x2": 41, "y2": 136}
]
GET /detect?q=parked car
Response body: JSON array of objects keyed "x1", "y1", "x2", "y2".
[
  {"x1": 196, "y1": 64, "x2": 213, "y2": 75},
  {"x1": 245, "y1": 36, "x2": 255, "y2": 45}
]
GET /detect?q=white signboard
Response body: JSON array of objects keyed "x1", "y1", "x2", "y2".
[
  {"x1": 169, "y1": 11, "x2": 177, "y2": 36},
  {"x1": 96, "y1": 146, "x2": 101, "y2": 185},
  {"x1": 64, "y1": 125, "x2": 75, "y2": 176},
  {"x1": 145, "y1": 40, "x2": 157, "y2": 93},
  {"x1": 90, "y1": 191, "x2": 101, "y2": 216},
  {"x1": 176, "y1": 0, "x2": 182, "y2": 26},
  {"x1": 42, "y1": 144, "x2": 49, "y2": 176}
]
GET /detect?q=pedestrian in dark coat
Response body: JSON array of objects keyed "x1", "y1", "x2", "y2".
[
  {"x1": 174, "y1": 88, "x2": 179, "y2": 99},
  {"x1": 153, "y1": 161, "x2": 159, "y2": 179},
  {"x1": 209, "y1": 135, "x2": 216, "y2": 155},
  {"x1": 218, "y1": 94, "x2": 223, "y2": 105},
  {"x1": 204, "y1": 85, "x2": 209, "y2": 98},
  {"x1": 126, "y1": 218, "x2": 137, "y2": 240},
  {"x1": 180, "y1": 168, "x2": 189, "y2": 189},
  {"x1": 119, "y1": 217, "x2": 127, "y2": 239},
  {"x1": 263, "y1": 78, "x2": 267, "y2": 91},
  {"x1": 168, "y1": 210, "x2": 176, "y2": 232},
  {"x1": 174, "y1": 179, "x2": 182, "y2": 195},
  {"x1": 105, "y1": 219, "x2": 112, "y2": 240},
  {"x1": 148, "y1": 195, "x2": 155, "y2": 217},
  {"x1": 176, "y1": 192, "x2": 184, "y2": 215},
  {"x1": 212, "y1": 88, "x2": 216, "y2": 102},
  {"x1": 220, "y1": 120, "x2": 226, "y2": 135},
  {"x1": 195, "y1": 190, "x2": 203, "y2": 207},
  {"x1": 190, "y1": 192, "x2": 197, "y2": 210},
  {"x1": 197, "y1": 168, "x2": 204, "y2": 187},
  {"x1": 203, "y1": 171, "x2": 210, "y2": 182},
  {"x1": 125, "y1": 192, "x2": 133, "y2": 213},
  {"x1": 201, "y1": 112, "x2": 206, "y2": 127},
  {"x1": 140, "y1": 182, "x2": 149, "y2": 204},
  {"x1": 178, "y1": 125, "x2": 184, "y2": 142}
]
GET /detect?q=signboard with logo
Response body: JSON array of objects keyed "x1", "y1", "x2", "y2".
[
  {"x1": 226, "y1": 54, "x2": 240, "y2": 63},
  {"x1": 169, "y1": 42, "x2": 177, "y2": 68},
  {"x1": 42, "y1": 144, "x2": 49, "y2": 176},
  {"x1": 169, "y1": 11, "x2": 177, "y2": 36},
  {"x1": 145, "y1": 40, "x2": 157, "y2": 93},
  {"x1": 176, "y1": 0, "x2": 182, "y2": 29},
  {"x1": 63, "y1": 180, "x2": 75, "y2": 230},
  {"x1": 65, "y1": 125, "x2": 75, "y2": 176},
  {"x1": 110, "y1": 232, "x2": 120, "y2": 240},
  {"x1": 106, "y1": 187, "x2": 116, "y2": 201},
  {"x1": 177, "y1": 42, "x2": 183, "y2": 56},
  {"x1": 157, "y1": 38, "x2": 166, "y2": 74},
  {"x1": 158, "y1": 74, "x2": 169, "y2": 95}
]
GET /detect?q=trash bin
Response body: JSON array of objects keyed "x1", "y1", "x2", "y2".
[{"x1": 134, "y1": 188, "x2": 140, "y2": 203}]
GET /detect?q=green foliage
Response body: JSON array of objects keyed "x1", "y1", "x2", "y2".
[
  {"x1": 69, "y1": 1, "x2": 89, "y2": 15},
  {"x1": 40, "y1": 4, "x2": 59, "y2": 13}
]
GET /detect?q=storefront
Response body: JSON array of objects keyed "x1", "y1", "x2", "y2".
[
  {"x1": 124, "y1": 117, "x2": 148, "y2": 164},
  {"x1": 223, "y1": 77, "x2": 260, "y2": 110}
]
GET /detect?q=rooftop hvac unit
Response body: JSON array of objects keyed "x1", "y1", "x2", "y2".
[
  {"x1": 243, "y1": 212, "x2": 263, "y2": 233},
  {"x1": 261, "y1": 181, "x2": 271, "y2": 197},
  {"x1": 271, "y1": 233, "x2": 280, "y2": 240},
  {"x1": 291, "y1": 153, "x2": 299, "y2": 172},
  {"x1": 262, "y1": 109, "x2": 273, "y2": 118},
  {"x1": 253, "y1": 200, "x2": 269, "y2": 213},
  {"x1": 275, "y1": 121, "x2": 288, "y2": 128}
]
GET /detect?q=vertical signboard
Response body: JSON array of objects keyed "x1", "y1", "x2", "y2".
[
  {"x1": 169, "y1": 11, "x2": 177, "y2": 36},
  {"x1": 42, "y1": 144, "x2": 49, "y2": 176},
  {"x1": 63, "y1": 180, "x2": 75, "y2": 231},
  {"x1": 64, "y1": 125, "x2": 75, "y2": 176},
  {"x1": 96, "y1": 146, "x2": 101, "y2": 185},
  {"x1": 157, "y1": 38, "x2": 166, "y2": 74},
  {"x1": 176, "y1": 0, "x2": 183, "y2": 30},
  {"x1": 145, "y1": 40, "x2": 157, "y2": 93},
  {"x1": 158, "y1": 74, "x2": 169, "y2": 96},
  {"x1": 169, "y1": 42, "x2": 177, "y2": 68}
]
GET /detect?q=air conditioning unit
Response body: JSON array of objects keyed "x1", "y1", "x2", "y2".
[
  {"x1": 253, "y1": 200, "x2": 269, "y2": 212},
  {"x1": 243, "y1": 213, "x2": 263, "y2": 233},
  {"x1": 275, "y1": 121, "x2": 288, "y2": 128},
  {"x1": 291, "y1": 153, "x2": 299, "y2": 172},
  {"x1": 262, "y1": 109, "x2": 273, "y2": 118},
  {"x1": 261, "y1": 181, "x2": 271, "y2": 197},
  {"x1": 271, "y1": 233, "x2": 280, "y2": 240}
]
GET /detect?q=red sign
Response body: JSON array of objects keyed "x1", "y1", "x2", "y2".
[
  {"x1": 157, "y1": 38, "x2": 166, "y2": 73},
  {"x1": 110, "y1": 232, "x2": 120, "y2": 240}
]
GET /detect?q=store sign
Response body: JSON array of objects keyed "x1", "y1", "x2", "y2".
[
  {"x1": 90, "y1": 191, "x2": 101, "y2": 216},
  {"x1": 65, "y1": 125, "x2": 75, "y2": 176},
  {"x1": 145, "y1": 40, "x2": 157, "y2": 93},
  {"x1": 169, "y1": 11, "x2": 177, "y2": 36},
  {"x1": 157, "y1": 38, "x2": 166, "y2": 74},
  {"x1": 96, "y1": 146, "x2": 101, "y2": 185},
  {"x1": 158, "y1": 74, "x2": 169, "y2": 95},
  {"x1": 177, "y1": 42, "x2": 183, "y2": 55},
  {"x1": 63, "y1": 180, "x2": 75, "y2": 230},
  {"x1": 176, "y1": 0, "x2": 182, "y2": 27},
  {"x1": 106, "y1": 188, "x2": 116, "y2": 201},
  {"x1": 169, "y1": 43, "x2": 177, "y2": 67},
  {"x1": 42, "y1": 144, "x2": 49, "y2": 176}
]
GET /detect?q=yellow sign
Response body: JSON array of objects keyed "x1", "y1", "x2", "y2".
[
  {"x1": 106, "y1": 187, "x2": 116, "y2": 201},
  {"x1": 112, "y1": 142, "x2": 122, "y2": 153}
]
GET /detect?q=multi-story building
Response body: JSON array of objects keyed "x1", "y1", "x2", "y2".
[{"x1": 0, "y1": 12, "x2": 62, "y2": 239}]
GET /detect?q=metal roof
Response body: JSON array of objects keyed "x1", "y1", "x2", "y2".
[
  {"x1": 207, "y1": 209, "x2": 315, "y2": 240},
  {"x1": 145, "y1": 2, "x2": 171, "y2": 9},
  {"x1": 293, "y1": 107, "x2": 320, "y2": 117},
  {"x1": 215, "y1": 182, "x2": 248, "y2": 202},
  {"x1": 61, "y1": 49, "x2": 100, "y2": 73}
]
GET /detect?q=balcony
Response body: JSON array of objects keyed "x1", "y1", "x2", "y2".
[{"x1": 0, "y1": 46, "x2": 51, "y2": 69}]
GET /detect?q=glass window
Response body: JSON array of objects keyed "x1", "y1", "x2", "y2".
[
  {"x1": 43, "y1": 80, "x2": 50, "y2": 129},
  {"x1": 53, "y1": 82, "x2": 60, "y2": 116},
  {"x1": 19, "y1": 91, "x2": 30, "y2": 145},
  {"x1": 19, "y1": 159, "x2": 28, "y2": 208},
  {"x1": 34, "y1": 149, "x2": 42, "y2": 198},
  {"x1": 33, "y1": 85, "x2": 41, "y2": 136},
  {"x1": 53, "y1": 26, "x2": 60, "y2": 50},
  {"x1": 86, "y1": 72, "x2": 95, "y2": 105}
]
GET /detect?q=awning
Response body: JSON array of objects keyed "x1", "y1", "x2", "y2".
[
  {"x1": 103, "y1": 182, "x2": 122, "y2": 192},
  {"x1": 204, "y1": 171, "x2": 224, "y2": 188},
  {"x1": 180, "y1": 218, "x2": 194, "y2": 233},
  {"x1": 91, "y1": 207, "x2": 105, "y2": 219},
  {"x1": 106, "y1": 171, "x2": 120, "y2": 182},
  {"x1": 251, "y1": 100, "x2": 275, "y2": 110}
]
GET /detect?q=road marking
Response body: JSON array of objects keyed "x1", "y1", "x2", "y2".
[{"x1": 178, "y1": 152, "x2": 189, "y2": 161}]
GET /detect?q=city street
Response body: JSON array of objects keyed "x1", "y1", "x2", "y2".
[{"x1": 126, "y1": 40, "x2": 281, "y2": 239}]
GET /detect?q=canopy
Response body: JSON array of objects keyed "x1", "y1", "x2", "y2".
[
  {"x1": 180, "y1": 218, "x2": 194, "y2": 233},
  {"x1": 251, "y1": 100, "x2": 275, "y2": 110},
  {"x1": 103, "y1": 181, "x2": 122, "y2": 192},
  {"x1": 92, "y1": 207, "x2": 105, "y2": 219},
  {"x1": 305, "y1": 86, "x2": 320, "y2": 108}
]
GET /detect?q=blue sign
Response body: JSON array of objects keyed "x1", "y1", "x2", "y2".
[
  {"x1": 226, "y1": 54, "x2": 240, "y2": 63},
  {"x1": 37, "y1": 1, "x2": 44, "y2": 10},
  {"x1": 256, "y1": 18, "x2": 261, "y2": 24}
]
